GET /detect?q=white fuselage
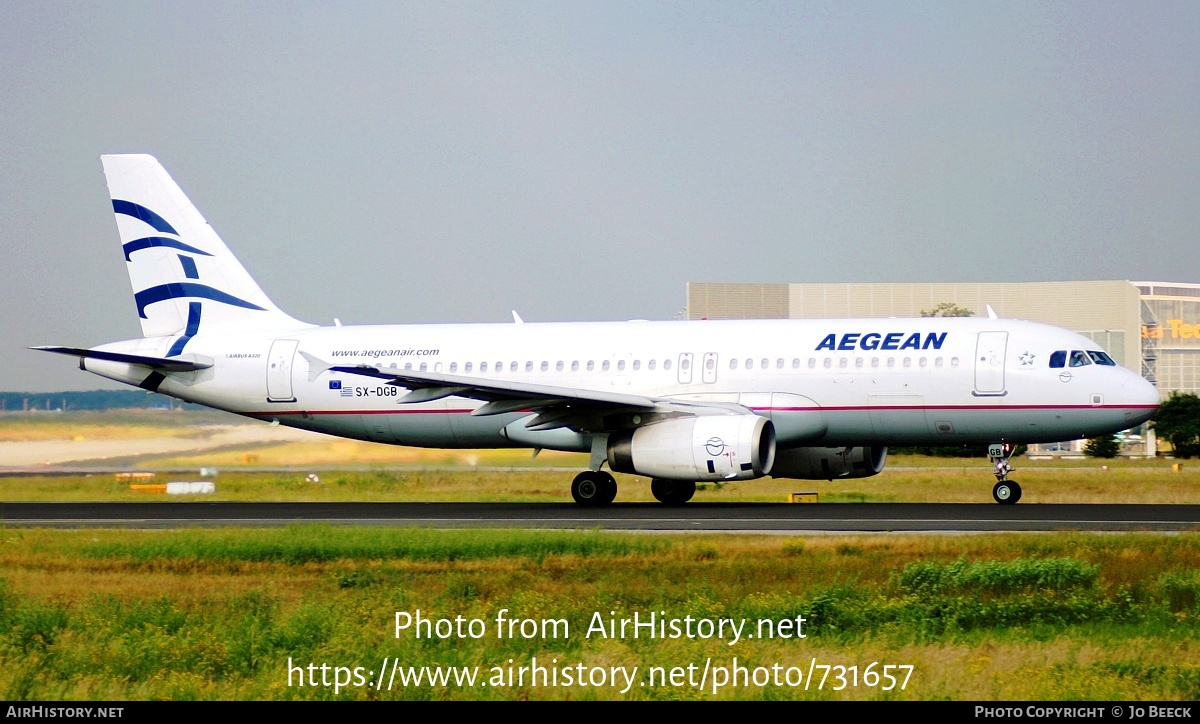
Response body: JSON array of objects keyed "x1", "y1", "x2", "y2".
[{"x1": 85, "y1": 315, "x2": 1159, "y2": 453}]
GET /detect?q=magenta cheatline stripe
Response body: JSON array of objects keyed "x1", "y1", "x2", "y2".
[{"x1": 247, "y1": 403, "x2": 1156, "y2": 417}]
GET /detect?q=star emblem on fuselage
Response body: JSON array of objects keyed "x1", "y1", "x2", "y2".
[{"x1": 1019, "y1": 351, "x2": 1035, "y2": 366}]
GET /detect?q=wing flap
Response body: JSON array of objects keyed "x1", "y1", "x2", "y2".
[{"x1": 323, "y1": 361, "x2": 659, "y2": 410}]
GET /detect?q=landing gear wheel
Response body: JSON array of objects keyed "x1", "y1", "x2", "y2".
[
  {"x1": 572, "y1": 471, "x2": 617, "y2": 506},
  {"x1": 651, "y1": 479, "x2": 697, "y2": 506},
  {"x1": 992, "y1": 480, "x2": 1022, "y2": 505}
]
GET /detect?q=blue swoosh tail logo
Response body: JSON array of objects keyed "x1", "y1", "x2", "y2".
[
  {"x1": 122, "y1": 236, "x2": 212, "y2": 261},
  {"x1": 112, "y1": 200, "x2": 178, "y2": 235},
  {"x1": 135, "y1": 283, "x2": 266, "y2": 319}
]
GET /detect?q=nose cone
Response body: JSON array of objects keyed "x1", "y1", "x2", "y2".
[{"x1": 1123, "y1": 375, "x2": 1160, "y2": 427}]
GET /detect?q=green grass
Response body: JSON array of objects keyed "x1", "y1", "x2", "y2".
[
  {"x1": 7, "y1": 461, "x2": 1200, "y2": 505},
  {"x1": 2, "y1": 529, "x2": 1200, "y2": 700},
  {"x1": 75, "y1": 526, "x2": 663, "y2": 564}
]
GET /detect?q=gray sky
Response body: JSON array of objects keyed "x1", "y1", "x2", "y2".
[{"x1": 3, "y1": 1, "x2": 1198, "y2": 392}]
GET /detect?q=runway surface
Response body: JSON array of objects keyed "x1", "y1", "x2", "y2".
[{"x1": 3, "y1": 502, "x2": 1199, "y2": 532}]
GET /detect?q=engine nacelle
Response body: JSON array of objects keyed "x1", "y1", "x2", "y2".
[
  {"x1": 607, "y1": 415, "x2": 776, "y2": 482},
  {"x1": 770, "y1": 446, "x2": 887, "y2": 480}
]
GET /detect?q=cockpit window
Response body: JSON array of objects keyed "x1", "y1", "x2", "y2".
[
  {"x1": 1049, "y1": 351, "x2": 1066, "y2": 368},
  {"x1": 1069, "y1": 350, "x2": 1092, "y2": 367},
  {"x1": 1088, "y1": 351, "x2": 1117, "y2": 366}
]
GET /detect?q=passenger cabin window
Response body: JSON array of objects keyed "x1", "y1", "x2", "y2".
[
  {"x1": 648, "y1": 360, "x2": 656, "y2": 370},
  {"x1": 730, "y1": 359, "x2": 738, "y2": 370},
  {"x1": 555, "y1": 361, "x2": 563, "y2": 372},
  {"x1": 587, "y1": 360, "x2": 594, "y2": 371},
  {"x1": 510, "y1": 361, "x2": 518, "y2": 372},
  {"x1": 602, "y1": 360, "x2": 610, "y2": 371},
  {"x1": 449, "y1": 362, "x2": 458, "y2": 372},
  {"x1": 1050, "y1": 351, "x2": 1067, "y2": 368},
  {"x1": 633, "y1": 360, "x2": 641, "y2": 371},
  {"x1": 571, "y1": 361, "x2": 579, "y2": 372},
  {"x1": 1069, "y1": 350, "x2": 1092, "y2": 367},
  {"x1": 664, "y1": 359, "x2": 672, "y2": 371},
  {"x1": 1088, "y1": 351, "x2": 1117, "y2": 366}
]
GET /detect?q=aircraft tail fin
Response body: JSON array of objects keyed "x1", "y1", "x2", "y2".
[{"x1": 101, "y1": 154, "x2": 309, "y2": 342}]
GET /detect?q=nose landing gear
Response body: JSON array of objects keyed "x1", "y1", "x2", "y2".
[{"x1": 989, "y1": 443, "x2": 1022, "y2": 504}]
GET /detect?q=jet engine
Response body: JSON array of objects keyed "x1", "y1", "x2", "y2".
[
  {"x1": 607, "y1": 414, "x2": 775, "y2": 481},
  {"x1": 770, "y1": 446, "x2": 887, "y2": 480}
]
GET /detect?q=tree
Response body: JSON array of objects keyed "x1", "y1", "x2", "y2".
[
  {"x1": 921, "y1": 302, "x2": 974, "y2": 318},
  {"x1": 1152, "y1": 392, "x2": 1200, "y2": 458},
  {"x1": 1084, "y1": 435, "x2": 1120, "y2": 458}
]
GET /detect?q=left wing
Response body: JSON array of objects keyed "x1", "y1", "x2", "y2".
[{"x1": 301, "y1": 352, "x2": 746, "y2": 432}]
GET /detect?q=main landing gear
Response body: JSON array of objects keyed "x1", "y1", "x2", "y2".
[
  {"x1": 571, "y1": 470, "x2": 617, "y2": 506},
  {"x1": 651, "y1": 479, "x2": 696, "y2": 506},
  {"x1": 568, "y1": 470, "x2": 699, "y2": 506},
  {"x1": 989, "y1": 443, "x2": 1022, "y2": 505}
]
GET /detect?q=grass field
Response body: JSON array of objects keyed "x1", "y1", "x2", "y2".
[
  {"x1": 1, "y1": 528, "x2": 1199, "y2": 700},
  {"x1": 4, "y1": 462, "x2": 1200, "y2": 505}
]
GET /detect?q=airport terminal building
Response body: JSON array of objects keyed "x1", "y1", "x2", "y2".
[{"x1": 686, "y1": 281, "x2": 1200, "y2": 453}]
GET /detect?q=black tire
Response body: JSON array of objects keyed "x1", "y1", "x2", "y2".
[
  {"x1": 651, "y1": 478, "x2": 697, "y2": 506},
  {"x1": 992, "y1": 480, "x2": 1022, "y2": 505},
  {"x1": 597, "y1": 471, "x2": 618, "y2": 505},
  {"x1": 572, "y1": 471, "x2": 615, "y2": 506}
]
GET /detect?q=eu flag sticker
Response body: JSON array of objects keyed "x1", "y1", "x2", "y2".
[{"x1": 328, "y1": 380, "x2": 342, "y2": 390}]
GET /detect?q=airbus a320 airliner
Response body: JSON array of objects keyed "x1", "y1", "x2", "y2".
[{"x1": 37, "y1": 155, "x2": 1159, "y2": 505}]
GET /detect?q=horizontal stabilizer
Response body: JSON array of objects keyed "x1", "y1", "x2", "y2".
[{"x1": 31, "y1": 346, "x2": 213, "y2": 372}]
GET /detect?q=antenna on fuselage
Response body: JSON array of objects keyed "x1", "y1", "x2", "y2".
[{"x1": 986, "y1": 305, "x2": 998, "y2": 319}]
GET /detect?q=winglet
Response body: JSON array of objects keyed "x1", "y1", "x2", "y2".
[{"x1": 299, "y1": 351, "x2": 331, "y2": 382}]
